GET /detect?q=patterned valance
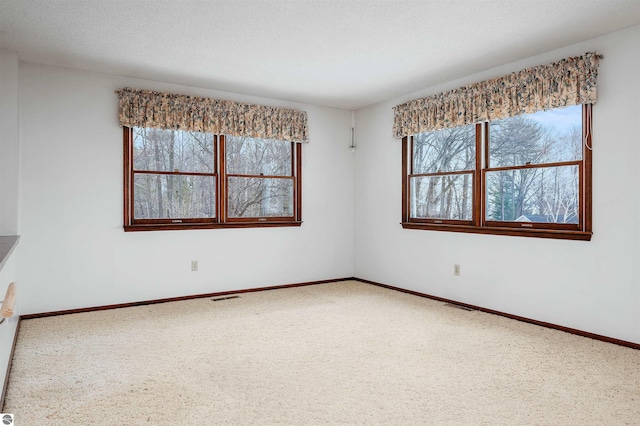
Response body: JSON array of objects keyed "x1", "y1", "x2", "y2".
[
  {"x1": 116, "y1": 88, "x2": 309, "y2": 143},
  {"x1": 393, "y1": 52, "x2": 603, "y2": 139}
]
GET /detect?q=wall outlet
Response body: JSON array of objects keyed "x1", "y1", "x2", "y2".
[
  {"x1": 454, "y1": 264, "x2": 460, "y2": 276},
  {"x1": 191, "y1": 260, "x2": 198, "y2": 272}
]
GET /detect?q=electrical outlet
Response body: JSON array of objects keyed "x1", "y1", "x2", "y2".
[
  {"x1": 454, "y1": 264, "x2": 460, "y2": 276},
  {"x1": 191, "y1": 260, "x2": 198, "y2": 272}
]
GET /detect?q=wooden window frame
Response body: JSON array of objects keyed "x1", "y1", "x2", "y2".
[
  {"x1": 123, "y1": 127, "x2": 302, "y2": 232},
  {"x1": 401, "y1": 105, "x2": 592, "y2": 241}
]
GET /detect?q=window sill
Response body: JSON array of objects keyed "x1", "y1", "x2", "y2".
[
  {"x1": 401, "y1": 222, "x2": 592, "y2": 241},
  {"x1": 125, "y1": 221, "x2": 303, "y2": 232}
]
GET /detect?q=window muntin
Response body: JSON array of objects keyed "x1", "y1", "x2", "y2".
[
  {"x1": 124, "y1": 128, "x2": 301, "y2": 231},
  {"x1": 402, "y1": 105, "x2": 591, "y2": 240}
]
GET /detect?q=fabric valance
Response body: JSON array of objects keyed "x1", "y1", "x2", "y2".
[
  {"x1": 393, "y1": 52, "x2": 602, "y2": 139},
  {"x1": 116, "y1": 88, "x2": 309, "y2": 143}
]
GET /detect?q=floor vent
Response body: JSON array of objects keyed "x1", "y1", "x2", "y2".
[
  {"x1": 211, "y1": 295, "x2": 240, "y2": 302},
  {"x1": 444, "y1": 303, "x2": 475, "y2": 311}
]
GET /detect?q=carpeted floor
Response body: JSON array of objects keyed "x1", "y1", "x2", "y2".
[{"x1": 4, "y1": 280, "x2": 640, "y2": 425}]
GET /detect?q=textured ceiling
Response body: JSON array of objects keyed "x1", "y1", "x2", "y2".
[{"x1": 1, "y1": 0, "x2": 639, "y2": 110}]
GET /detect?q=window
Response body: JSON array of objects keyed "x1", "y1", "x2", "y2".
[
  {"x1": 124, "y1": 127, "x2": 302, "y2": 231},
  {"x1": 409, "y1": 124, "x2": 477, "y2": 223},
  {"x1": 402, "y1": 105, "x2": 592, "y2": 240}
]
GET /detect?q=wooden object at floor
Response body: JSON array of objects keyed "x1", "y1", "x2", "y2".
[{"x1": 0, "y1": 282, "x2": 16, "y2": 323}]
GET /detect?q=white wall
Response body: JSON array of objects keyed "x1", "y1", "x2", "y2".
[
  {"x1": 354, "y1": 25, "x2": 640, "y2": 344},
  {"x1": 0, "y1": 49, "x2": 21, "y2": 403},
  {"x1": 18, "y1": 64, "x2": 355, "y2": 315},
  {"x1": 0, "y1": 49, "x2": 20, "y2": 235}
]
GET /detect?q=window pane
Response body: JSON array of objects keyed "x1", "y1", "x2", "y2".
[
  {"x1": 413, "y1": 125, "x2": 475, "y2": 174},
  {"x1": 410, "y1": 174, "x2": 473, "y2": 220},
  {"x1": 133, "y1": 127, "x2": 214, "y2": 173},
  {"x1": 133, "y1": 174, "x2": 216, "y2": 219},
  {"x1": 226, "y1": 136, "x2": 291, "y2": 176},
  {"x1": 489, "y1": 105, "x2": 582, "y2": 167},
  {"x1": 228, "y1": 177, "x2": 293, "y2": 218},
  {"x1": 486, "y1": 165, "x2": 579, "y2": 223}
]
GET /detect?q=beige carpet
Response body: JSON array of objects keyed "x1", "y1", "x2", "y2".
[{"x1": 4, "y1": 280, "x2": 640, "y2": 425}]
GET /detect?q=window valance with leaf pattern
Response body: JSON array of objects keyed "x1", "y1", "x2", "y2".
[
  {"x1": 393, "y1": 52, "x2": 602, "y2": 139},
  {"x1": 116, "y1": 88, "x2": 309, "y2": 143}
]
